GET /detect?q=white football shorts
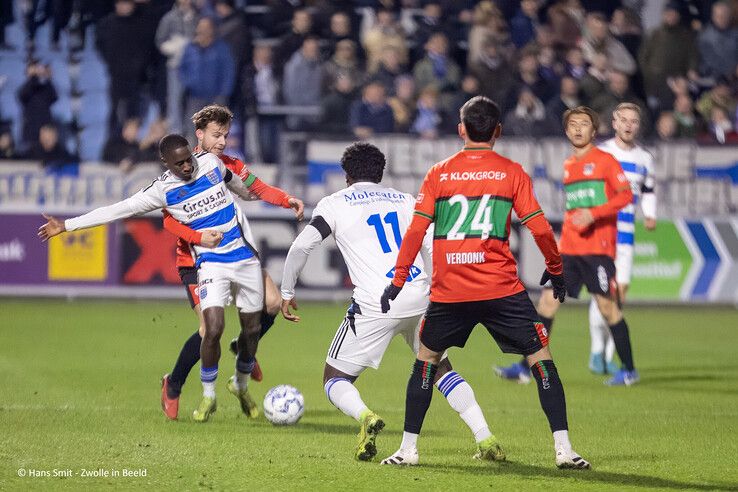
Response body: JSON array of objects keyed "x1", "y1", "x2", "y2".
[
  {"x1": 615, "y1": 243, "x2": 634, "y2": 286},
  {"x1": 197, "y1": 258, "x2": 264, "y2": 313}
]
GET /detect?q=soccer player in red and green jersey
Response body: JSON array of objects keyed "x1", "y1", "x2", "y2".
[{"x1": 380, "y1": 96, "x2": 590, "y2": 469}]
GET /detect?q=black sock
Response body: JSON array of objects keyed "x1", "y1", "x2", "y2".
[
  {"x1": 609, "y1": 318, "x2": 635, "y2": 371},
  {"x1": 530, "y1": 360, "x2": 568, "y2": 432},
  {"x1": 259, "y1": 311, "x2": 277, "y2": 338},
  {"x1": 168, "y1": 331, "x2": 202, "y2": 398},
  {"x1": 403, "y1": 359, "x2": 438, "y2": 434}
]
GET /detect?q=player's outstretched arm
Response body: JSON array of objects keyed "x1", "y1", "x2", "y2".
[
  {"x1": 38, "y1": 214, "x2": 65, "y2": 241},
  {"x1": 225, "y1": 170, "x2": 304, "y2": 220}
]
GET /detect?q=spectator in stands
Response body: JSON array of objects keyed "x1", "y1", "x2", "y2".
[
  {"x1": 0, "y1": 0, "x2": 13, "y2": 50},
  {"x1": 547, "y1": 0, "x2": 584, "y2": 51},
  {"x1": 138, "y1": 118, "x2": 168, "y2": 162},
  {"x1": 102, "y1": 118, "x2": 141, "y2": 172},
  {"x1": 504, "y1": 87, "x2": 548, "y2": 136},
  {"x1": 275, "y1": 9, "x2": 313, "y2": 72},
  {"x1": 325, "y1": 11, "x2": 362, "y2": 59},
  {"x1": 580, "y1": 51, "x2": 609, "y2": 104},
  {"x1": 242, "y1": 44, "x2": 280, "y2": 164},
  {"x1": 537, "y1": 46, "x2": 560, "y2": 85},
  {"x1": 516, "y1": 48, "x2": 557, "y2": 104},
  {"x1": 467, "y1": 1, "x2": 508, "y2": 67},
  {"x1": 672, "y1": 94, "x2": 702, "y2": 138},
  {"x1": 639, "y1": 2, "x2": 699, "y2": 111},
  {"x1": 215, "y1": 0, "x2": 252, "y2": 72},
  {"x1": 388, "y1": 75, "x2": 416, "y2": 133},
  {"x1": 701, "y1": 106, "x2": 738, "y2": 144},
  {"x1": 564, "y1": 46, "x2": 587, "y2": 80},
  {"x1": 179, "y1": 16, "x2": 236, "y2": 139},
  {"x1": 411, "y1": 2, "x2": 449, "y2": 51},
  {"x1": 510, "y1": 0, "x2": 540, "y2": 49},
  {"x1": 362, "y1": 8, "x2": 408, "y2": 73},
  {"x1": 156, "y1": 0, "x2": 199, "y2": 135},
  {"x1": 324, "y1": 39, "x2": 363, "y2": 90},
  {"x1": 696, "y1": 77, "x2": 737, "y2": 123},
  {"x1": 413, "y1": 32, "x2": 461, "y2": 107},
  {"x1": 17, "y1": 60, "x2": 58, "y2": 152},
  {"x1": 544, "y1": 75, "x2": 580, "y2": 134},
  {"x1": 96, "y1": 0, "x2": 153, "y2": 133},
  {"x1": 698, "y1": 1, "x2": 738, "y2": 80},
  {"x1": 26, "y1": 124, "x2": 78, "y2": 173},
  {"x1": 590, "y1": 70, "x2": 647, "y2": 134},
  {"x1": 320, "y1": 74, "x2": 356, "y2": 135},
  {"x1": 468, "y1": 39, "x2": 516, "y2": 114},
  {"x1": 0, "y1": 122, "x2": 17, "y2": 159},
  {"x1": 581, "y1": 12, "x2": 636, "y2": 76},
  {"x1": 349, "y1": 81, "x2": 394, "y2": 139},
  {"x1": 655, "y1": 111, "x2": 678, "y2": 140},
  {"x1": 282, "y1": 36, "x2": 324, "y2": 130},
  {"x1": 410, "y1": 86, "x2": 446, "y2": 138},
  {"x1": 609, "y1": 7, "x2": 642, "y2": 58},
  {"x1": 450, "y1": 74, "x2": 482, "y2": 117},
  {"x1": 369, "y1": 46, "x2": 407, "y2": 96}
]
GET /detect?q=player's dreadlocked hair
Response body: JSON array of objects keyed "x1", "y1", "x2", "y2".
[
  {"x1": 191, "y1": 104, "x2": 233, "y2": 130},
  {"x1": 159, "y1": 134, "x2": 190, "y2": 157},
  {"x1": 460, "y1": 96, "x2": 501, "y2": 142},
  {"x1": 341, "y1": 142, "x2": 385, "y2": 184}
]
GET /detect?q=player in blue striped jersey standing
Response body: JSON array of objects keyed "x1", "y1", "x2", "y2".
[
  {"x1": 591, "y1": 102, "x2": 657, "y2": 382},
  {"x1": 39, "y1": 134, "x2": 280, "y2": 419}
]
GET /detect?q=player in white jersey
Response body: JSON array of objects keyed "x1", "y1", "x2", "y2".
[
  {"x1": 280, "y1": 143, "x2": 501, "y2": 463},
  {"x1": 38, "y1": 135, "x2": 270, "y2": 421},
  {"x1": 589, "y1": 103, "x2": 657, "y2": 377}
]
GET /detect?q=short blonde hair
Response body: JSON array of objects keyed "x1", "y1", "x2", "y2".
[{"x1": 613, "y1": 102, "x2": 641, "y2": 119}]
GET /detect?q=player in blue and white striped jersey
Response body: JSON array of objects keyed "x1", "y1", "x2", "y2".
[
  {"x1": 590, "y1": 103, "x2": 657, "y2": 380},
  {"x1": 38, "y1": 134, "x2": 275, "y2": 420}
]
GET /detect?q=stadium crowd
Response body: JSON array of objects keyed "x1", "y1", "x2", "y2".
[{"x1": 1, "y1": 0, "x2": 738, "y2": 170}]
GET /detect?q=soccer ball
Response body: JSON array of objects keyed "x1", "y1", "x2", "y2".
[{"x1": 263, "y1": 385, "x2": 304, "y2": 425}]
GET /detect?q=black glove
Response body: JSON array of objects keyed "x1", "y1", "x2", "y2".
[
  {"x1": 380, "y1": 283, "x2": 402, "y2": 313},
  {"x1": 540, "y1": 270, "x2": 566, "y2": 303}
]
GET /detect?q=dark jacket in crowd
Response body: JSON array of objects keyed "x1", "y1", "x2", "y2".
[
  {"x1": 320, "y1": 90, "x2": 356, "y2": 134},
  {"x1": 17, "y1": 76, "x2": 58, "y2": 147},
  {"x1": 349, "y1": 100, "x2": 395, "y2": 134}
]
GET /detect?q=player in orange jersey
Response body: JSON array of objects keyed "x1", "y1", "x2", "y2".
[
  {"x1": 160, "y1": 105, "x2": 304, "y2": 420},
  {"x1": 379, "y1": 96, "x2": 590, "y2": 469},
  {"x1": 495, "y1": 106, "x2": 638, "y2": 387}
]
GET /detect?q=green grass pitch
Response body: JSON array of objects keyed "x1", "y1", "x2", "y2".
[{"x1": 2, "y1": 299, "x2": 737, "y2": 491}]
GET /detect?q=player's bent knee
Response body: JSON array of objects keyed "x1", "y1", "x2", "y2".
[
  {"x1": 417, "y1": 343, "x2": 443, "y2": 365},
  {"x1": 537, "y1": 289, "x2": 559, "y2": 318},
  {"x1": 525, "y1": 346, "x2": 553, "y2": 367}
]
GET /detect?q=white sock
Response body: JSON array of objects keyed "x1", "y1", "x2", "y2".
[
  {"x1": 604, "y1": 330, "x2": 616, "y2": 363},
  {"x1": 436, "y1": 371, "x2": 492, "y2": 443},
  {"x1": 202, "y1": 381, "x2": 216, "y2": 398},
  {"x1": 553, "y1": 430, "x2": 572, "y2": 451},
  {"x1": 324, "y1": 378, "x2": 367, "y2": 421},
  {"x1": 400, "y1": 431, "x2": 418, "y2": 450},
  {"x1": 235, "y1": 370, "x2": 250, "y2": 390},
  {"x1": 588, "y1": 298, "x2": 607, "y2": 354}
]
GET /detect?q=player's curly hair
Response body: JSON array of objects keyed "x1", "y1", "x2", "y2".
[
  {"x1": 460, "y1": 96, "x2": 501, "y2": 142},
  {"x1": 159, "y1": 134, "x2": 190, "y2": 157},
  {"x1": 191, "y1": 104, "x2": 233, "y2": 130},
  {"x1": 341, "y1": 142, "x2": 385, "y2": 184}
]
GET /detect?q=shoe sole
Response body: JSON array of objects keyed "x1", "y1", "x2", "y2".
[
  {"x1": 356, "y1": 418, "x2": 385, "y2": 461},
  {"x1": 556, "y1": 461, "x2": 591, "y2": 470}
]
